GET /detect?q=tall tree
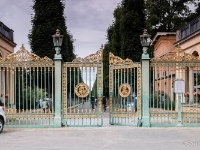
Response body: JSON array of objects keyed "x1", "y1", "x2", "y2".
[
  {"x1": 106, "y1": 0, "x2": 145, "y2": 61},
  {"x1": 109, "y1": 5, "x2": 122, "y2": 56},
  {"x1": 28, "y1": 0, "x2": 75, "y2": 62},
  {"x1": 28, "y1": 0, "x2": 77, "y2": 100},
  {"x1": 103, "y1": 0, "x2": 146, "y2": 97},
  {"x1": 120, "y1": 0, "x2": 145, "y2": 61},
  {"x1": 185, "y1": 2, "x2": 200, "y2": 22},
  {"x1": 145, "y1": 0, "x2": 197, "y2": 38}
]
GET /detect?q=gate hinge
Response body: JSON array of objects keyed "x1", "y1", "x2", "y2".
[
  {"x1": 137, "y1": 118, "x2": 143, "y2": 127},
  {"x1": 62, "y1": 119, "x2": 67, "y2": 127}
]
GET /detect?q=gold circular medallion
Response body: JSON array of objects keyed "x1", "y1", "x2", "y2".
[
  {"x1": 119, "y1": 83, "x2": 131, "y2": 98},
  {"x1": 75, "y1": 83, "x2": 90, "y2": 98}
]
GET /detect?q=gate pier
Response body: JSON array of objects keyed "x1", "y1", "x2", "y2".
[
  {"x1": 141, "y1": 57, "x2": 150, "y2": 127},
  {"x1": 54, "y1": 54, "x2": 62, "y2": 127}
]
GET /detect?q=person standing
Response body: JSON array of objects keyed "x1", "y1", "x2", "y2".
[
  {"x1": 103, "y1": 96, "x2": 107, "y2": 112},
  {"x1": 134, "y1": 97, "x2": 137, "y2": 112},
  {"x1": 0, "y1": 99, "x2": 3, "y2": 106},
  {"x1": 42, "y1": 99, "x2": 48, "y2": 113},
  {"x1": 35, "y1": 99, "x2": 38, "y2": 109},
  {"x1": 91, "y1": 96, "x2": 95, "y2": 109},
  {"x1": 49, "y1": 97, "x2": 52, "y2": 113},
  {"x1": 94, "y1": 98, "x2": 97, "y2": 107},
  {"x1": 39, "y1": 98, "x2": 43, "y2": 108}
]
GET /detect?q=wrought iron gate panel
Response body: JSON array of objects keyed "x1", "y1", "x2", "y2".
[
  {"x1": 0, "y1": 45, "x2": 55, "y2": 128},
  {"x1": 62, "y1": 49, "x2": 103, "y2": 126},
  {"x1": 109, "y1": 53, "x2": 141, "y2": 126},
  {"x1": 150, "y1": 46, "x2": 200, "y2": 127}
]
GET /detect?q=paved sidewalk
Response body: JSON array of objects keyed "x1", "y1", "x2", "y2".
[
  {"x1": 1, "y1": 126, "x2": 200, "y2": 150},
  {"x1": 1, "y1": 111, "x2": 200, "y2": 150}
]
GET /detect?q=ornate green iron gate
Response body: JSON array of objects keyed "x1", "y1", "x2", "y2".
[
  {"x1": 1, "y1": 45, "x2": 55, "y2": 128},
  {"x1": 109, "y1": 53, "x2": 141, "y2": 126},
  {"x1": 62, "y1": 48, "x2": 103, "y2": 126},
  {"x1": 150, "y1": 46, "x2": 200, "y2": 127}
]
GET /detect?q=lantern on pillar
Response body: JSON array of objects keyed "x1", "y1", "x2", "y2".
[
  {"x1": 140, "y1": 29, "x2": 151, "y2": 55},
  {"x1": 52, "y1": 29, "x2": 63, "y2": 55}
]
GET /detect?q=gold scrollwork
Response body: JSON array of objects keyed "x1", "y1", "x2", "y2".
[
  {"x1": 151, "y1": 45, "x2": 200, "y2": 62},
  {"x1": 110, "y1": 113, "x2": 136, "y2": 117},
  {"x1": 109, "y1": 52, "x2": 133, "y2": 64},
  {"x1": 0, "y1": 44, "x2": 53, "y2": 63},
  {"x1": 75, "y1": 83, "x2": 90, "y2": 98},
  {"x1": 119, "y1": 83, "x2": 131, "y2": 98},
  {"x1": 72, "y1": 46, "x2": 103, "y2": 62}
]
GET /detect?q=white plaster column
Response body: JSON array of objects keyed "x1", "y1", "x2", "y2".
[
  {"x1": 10, "y1": 69, "x2": 14, "y2": 105},
  {"x1": 181, "y1": 68, "x2": 187, "y2": 103},
  {"x1": 1, "y1": 69, "x2": 5, "y2": 104},
  {"x1": 189, "y1": 67, "x2": 194, "y2": 103}
]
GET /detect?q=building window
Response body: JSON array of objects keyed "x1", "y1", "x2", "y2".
[
  {"x1": 162, "y1": 71, "x2": 167, "y2": 77},
  {"x1": 192, "y1": 51, "x2": 199, "y2": 57}
]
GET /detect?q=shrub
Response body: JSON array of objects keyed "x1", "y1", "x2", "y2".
[{"x1": 162, "y1": 101, "x2": 175, "y2": 110}]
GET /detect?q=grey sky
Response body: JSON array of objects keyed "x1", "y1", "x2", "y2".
[{"x1": 0, "y1": 0, "x2": 121, "y2": 58}]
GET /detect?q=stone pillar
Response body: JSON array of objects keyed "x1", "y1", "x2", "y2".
[
  {"x1": 54, "y1": 54, "x2": 62, "y2": 128},
  {"x1": 141, "y1": 52, "x2": 150, "y2": 127}
]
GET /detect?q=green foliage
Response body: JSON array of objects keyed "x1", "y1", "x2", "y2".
[
  {"x1": 150, "y1": 91, "x2": 175, "y2": 110},
  {"x1": 150, "y1": 97, "x2": 175, "y2": 110},
  {"x1": 106, "y1": 0, "x2": 145, "y2": 61},
  {"x1": 16, "y1": 86, "x2": 47, "y2": 110},
  {"x1": 28, "y1": 0, "x2": 75, "y2": 62},
  {"x1": 109, "y1": 6, "x2": 122, "y2": 56},
  {"x1": 145, "y1": 0, "x2": 197, "y2": 38},
  {"x1": 91, "y1": 78, "x2": 97, "y2": 98},
  {"x1": 120, "y1": 0, "x2": 145, "y2": 61},
  {"x1": 162, "y1": 101, "x2": 175, "y2": 111},
  {"x1": 28, "y1": 0, "x2": 80, "y2": 98},
  {"x1": 185, "y1": 2, "x2": 200, "y2": 22},
  {"x1": 103, "y1": 0, "x2": 146, "y2": 97}
]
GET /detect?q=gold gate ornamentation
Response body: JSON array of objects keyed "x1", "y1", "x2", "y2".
[
  {"x1": 109, "y1": 52, "x2": 141, "y2": 125},
  {"x1": 75, "y1": 83, "x2": 90, "y2": 98},
  {"x1": 150, "y1": 45, "x2": 200, "y2": 127},
  {"x1": 0, "y1": 45, "x2": 54, "y2": 127},
  {"x1": 119, "y1": 83, "x2": 131, "y2": 98},
  {"x1": 62, "y1": 46, "x2": 103, "y2": 126}
]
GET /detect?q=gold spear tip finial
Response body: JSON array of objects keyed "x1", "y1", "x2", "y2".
[
  {"x1": 21, "y1": 44, "x2": 25, "y2": 49},
  {"x1": 177, "y1": 43, "x2": 181, "y2": 48}
]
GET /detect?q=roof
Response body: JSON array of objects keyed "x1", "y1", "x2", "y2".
[{"x1": 151, "y1": 32, "x2": 176, "y2": 46}]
